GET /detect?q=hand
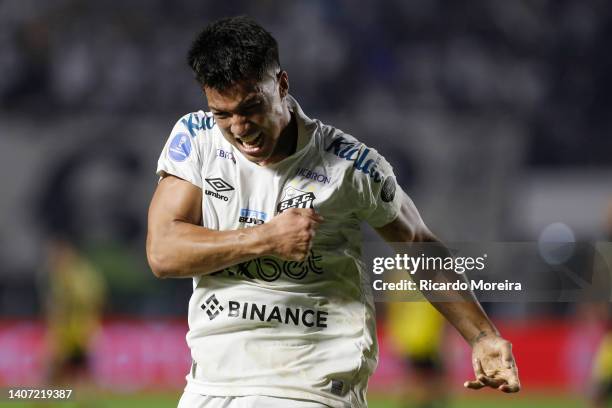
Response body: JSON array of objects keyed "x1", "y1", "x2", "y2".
[
  {"x1": 464, "y1": 334, "x2": 521, "y2": 393},
  {"x1": 263, "y1": 208, "x2": 323, "y2": 261}
]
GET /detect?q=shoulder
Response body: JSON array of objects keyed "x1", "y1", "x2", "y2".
[
  {"x1": 172, "y1": 111, "x2": 217, "y2": 139},
  {"x1": 161, "y1": 111, "x2": 222, "y2": 166},
  {"x1": 167, "y1": 111, "x2": 225, "y2": 157},
  {"x1": 318, "y1": 123, "x2": 387, "y2": 184},
  {"x1": 315, "y1": 122, "x2": 402, "y2": 226}
]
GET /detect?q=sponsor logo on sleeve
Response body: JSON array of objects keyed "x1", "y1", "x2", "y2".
[
  {"x1": 277, "y1": 186, "x2": 316, "y2": 213},
  {"x1": 325, "y1": 136, "x2": 384, "y2": 183},
  {"x1": 181, "y1": 113, "x2": 215, "y2": 137},
  {"x1": 204, "y1": 177, "x2": 234, "y2": 201},
  {"x1": 331, "y1": 380, "x2": 344, "y2": 396},
  {"x1": 239, "y1": 208, "x2": 267, "y2": 225},
  {"x1": 380, "y1": 177, "x2": 396, "y2": 203},
  {"x1": 168, "y1": 132, "x2": 192, "y2": 162},
  {"x1": 201, "y1": 293, "x2": 328, "y2": 328}
]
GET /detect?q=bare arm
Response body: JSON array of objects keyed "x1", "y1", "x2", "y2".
[
  {"x1": 146, "y1": 175, "x2": 322, "y2": 278},
  {"x1": 375, "y1": 190, "x2": 520, "y2": 392}
]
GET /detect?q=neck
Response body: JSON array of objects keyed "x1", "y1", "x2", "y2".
[
  {"x1": 260, "y1": 103, "x2": 297, "y2": 165},
  {"x1": 278, "y1": 111, "x2": 298, "y2": 155}
]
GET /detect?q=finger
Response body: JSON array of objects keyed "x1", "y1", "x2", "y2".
[
  {"x1": 297, "y1": 208, "x2": 316, "y2": 216},
  {"x1": 473, "y1": 359, "x2": 505, "y2": 388},
  {"x1": 499, "y1": 383, "x2": 520, "y2": 393},
  {"x1": 499, "y1": 372, "x2": 521, "y2": 392},
  {"x1": 464, "y1": 380, "x2": 485, "y2": 390},
  {"x1": 498, "y1": 368, "x2": 521, "y2": 393},
  {"x1": 308, "y1": 212, "x2": 324, "y2": 223},
  {"x1": 478, "y1": 375, "x2": 507, "y2": 388},
  {"x1": 294, "y1": 254, "x2": 308, "y2": 262},
  {"x1": 472, "y1": 357, "x2": 485, "y2": 378},
  {"x1": 307, "y1": 237, "x2": 315, "y2": 250},
  {"x1": 468, "y1": 359, "x2": 489, "y2": 390},
  {"x1": 308, "y1": 221, "x2": 320, "y2": 234},
  {"x1": 309, "y1": 221, "x2": 322, "y2": 230},
  {"x1": 299, "y1": 208, "x2": 324, "y2": 222},
  {"x1": 501, "y1": 341, "x2": 515, "y2": 369}
]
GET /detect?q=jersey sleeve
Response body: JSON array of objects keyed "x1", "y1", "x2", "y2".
[
  {"x1": 352, "y1": 146, "x2": 403, "y2": 228},
  {"x1": 156, "y1": 113, "x2": 205, "y2": 188}
]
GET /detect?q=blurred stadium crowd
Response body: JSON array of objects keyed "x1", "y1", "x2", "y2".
[
  {"x1": 1, "y1": 0, "x2": 611, "y2": 353},
  {"x1": 2, "y1": 0, "x2": 612, "y2": 155}
]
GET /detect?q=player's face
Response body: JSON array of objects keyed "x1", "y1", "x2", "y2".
[{"x1": 205, "y1": 71, "x2": 290, "y2": 165}]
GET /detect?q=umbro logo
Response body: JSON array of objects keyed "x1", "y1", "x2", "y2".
[
  {"x1": 205, "y1": 178, "x2": 234, "y2": 192},
  {"x1": 201, "y1": 294, "x2": 224, "y2": 320},
  {"x1": 204, "y1": 177, "x2": 234, "y2": 202}
]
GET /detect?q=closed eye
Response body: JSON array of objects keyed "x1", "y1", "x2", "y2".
[{"x1": 239, "y1": 101, "x2": 262, "y2": 115}]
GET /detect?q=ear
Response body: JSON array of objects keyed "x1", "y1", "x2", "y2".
[{"x1": 278, "y1": 71, "x2": 289, "y2": 98}]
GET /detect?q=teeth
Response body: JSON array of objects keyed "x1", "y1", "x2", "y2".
[{"x1": 239, "y1": 132, "x2": 260, "y2": 143}]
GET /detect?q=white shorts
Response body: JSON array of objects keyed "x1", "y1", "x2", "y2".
[{"x1": 177, "y1": 390, "x2": 332, "y2": 408}]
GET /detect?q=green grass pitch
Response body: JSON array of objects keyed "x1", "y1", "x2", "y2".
[{"x1": 0, "y1": 391, "x2": 587, "y2": 408}]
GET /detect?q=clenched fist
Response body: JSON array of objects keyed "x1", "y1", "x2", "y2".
[{"x1": 262, "y1": 208, "x2": 323, "y2": 261}]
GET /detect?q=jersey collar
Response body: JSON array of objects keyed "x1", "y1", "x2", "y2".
[{"x1": 286, "y1": 94, "x2": 317, "y2": 152}]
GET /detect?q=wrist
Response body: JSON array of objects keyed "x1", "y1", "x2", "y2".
[
  {"x1": 469, "y1": 329, "x2": 500, "y2": 347},
  {"x1": 250, "y1": 223, "x2": 275, "y2": 257}
]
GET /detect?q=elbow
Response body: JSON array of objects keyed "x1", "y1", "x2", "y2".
[
  {"x1": 414, "y1": 223, "x2": 438, "y2": 244},
  {"x1": 146, "y1": 237, "x2": 173, "y2": 279},
  {"x1": 147, "y1": 250, "x2": 169, "y2": 279},
  {"x1": 148, "y1": 254, "x2": 169, "y2": 279}
]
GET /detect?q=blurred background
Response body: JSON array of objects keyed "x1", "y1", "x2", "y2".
[{"x1": 1, "y1": 0, "x2": 612, "y2": 407}]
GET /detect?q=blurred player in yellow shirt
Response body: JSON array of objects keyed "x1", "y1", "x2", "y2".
[
  {"x1": 44, "y1": 238, "x2": 107, "y2": 385},
  {"x1": 591, "y1": 203, "x2": 612, "y2": 407},
  {"x1": 387, "y1": 301, "x2": 446, "y2": 408},
  {"x1": 593, "y1": 329, "x2": 612, "y2": 407}
]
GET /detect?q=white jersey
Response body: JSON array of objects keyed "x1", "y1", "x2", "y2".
[{"x1": 156, "y1": 96, "x2": 402, "y2": 408}]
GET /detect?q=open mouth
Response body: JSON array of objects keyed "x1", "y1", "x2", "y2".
[{"x1": 237, "y1": 132, "x2": 265, "y2": 154}]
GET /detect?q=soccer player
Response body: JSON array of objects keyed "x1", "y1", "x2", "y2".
[
  {"x1": 44, "y1": 237, "x2": 106, "y2": 386},
  {"x1": 386, "y1": 301, "x2": 447, "y2": 408},
  {"x1": 146, "y1": 16, "x2": 520, "y2": 408}
]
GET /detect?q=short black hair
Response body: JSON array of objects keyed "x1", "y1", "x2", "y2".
[{"x1": 187, "y1": 16, "x2": 280, "y2": 90}]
